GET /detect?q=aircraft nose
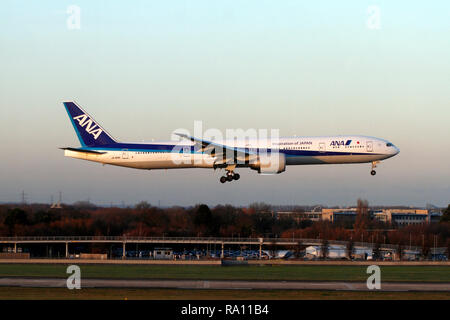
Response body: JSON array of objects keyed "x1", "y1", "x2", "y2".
[{"x1": 393, "y1": 146, "x2": 400, "y2": 155}]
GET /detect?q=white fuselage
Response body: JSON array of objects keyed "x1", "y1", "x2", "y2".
[{"x1": 64, "y1": 135, "x2": 400, "y2": 170}]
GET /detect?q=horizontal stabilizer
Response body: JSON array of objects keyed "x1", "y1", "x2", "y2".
[{"x1": 60, "y1": 147, "x2": 107, "y2": 154}]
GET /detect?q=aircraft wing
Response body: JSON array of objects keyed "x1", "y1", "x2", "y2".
[{"x1": 174, "y1": 133, "x2": 258, "y2": 166}]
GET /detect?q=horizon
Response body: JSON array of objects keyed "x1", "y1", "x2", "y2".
[{"x1": 0, "y1": 200, "x2": 445, "y2": 210}]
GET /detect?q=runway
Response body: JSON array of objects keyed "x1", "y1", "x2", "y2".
[{"x1": 0, "y1": 278, "x2": 449, "y2": 291}]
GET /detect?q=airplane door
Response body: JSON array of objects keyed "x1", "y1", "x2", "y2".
[
  {"x1": 319, "y1": 142, "x2": 326, "y2": 153},
  {"x1": 122, "y1": 149, "x2": 129, "y2": 159},
  {"x1": 366, "y1": 141, "x2": 373, "y2": 152},
  {"x1": 182, "y1": 146, "x2": 191, "y2": 163}
]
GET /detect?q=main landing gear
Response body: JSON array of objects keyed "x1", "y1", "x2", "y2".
[
  {"x1": 220, "y1": 171, "x2": 240, "y2": 183},
  {"x1": 370, "y1": 161, "x2": 379, "y2": 176}
]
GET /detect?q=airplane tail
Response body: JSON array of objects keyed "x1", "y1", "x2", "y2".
[{"x1": 63, "y1": 101, "x2": 117, "y2": 147}]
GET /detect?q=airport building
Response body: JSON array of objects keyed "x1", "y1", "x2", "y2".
[
  {"x1": 321, "y1": 208, "x2": 358, "y2": 224},
  {"x1": 372, "y1": 209, "x2": 437, "y2": 225},
  {"x1": 275, "y1": 211, "x2": 322, "y2": 222},
  {"x1": 278, "y1": 207, "x2": 438, "y2": 226}
]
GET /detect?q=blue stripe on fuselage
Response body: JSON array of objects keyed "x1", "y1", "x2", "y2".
[{"x1": 80, "y1": 143, "x2": 382, "y2": 157}]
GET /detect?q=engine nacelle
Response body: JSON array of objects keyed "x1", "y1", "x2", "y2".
[{"x1": 250, "y1": 153, "x2": 286, "y2": 174}]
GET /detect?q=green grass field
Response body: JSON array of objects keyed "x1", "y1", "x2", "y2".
[{"x1": 0, "y1": 264, "x2": 449, "y2": 282}]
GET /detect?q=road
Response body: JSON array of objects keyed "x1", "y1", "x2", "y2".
[{"x1": 0, "y1": 278, "x2": 449, "y2": 291}]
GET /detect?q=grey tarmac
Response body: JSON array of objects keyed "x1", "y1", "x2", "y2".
[{"x1": 0, "y1": 277, "x2": 449, "y2": 291}]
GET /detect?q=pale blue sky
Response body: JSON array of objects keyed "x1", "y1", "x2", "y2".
[{"x1": 0, "y1": 1, "x2": 449, "y2": 207}]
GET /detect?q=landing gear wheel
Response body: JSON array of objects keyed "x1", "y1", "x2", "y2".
[
  {"x1": 370, "y1": 161, "x2": 379, "y2": 176},
  {"x1": 222, "y1": 166, "x2": 240, "y2": 183}
]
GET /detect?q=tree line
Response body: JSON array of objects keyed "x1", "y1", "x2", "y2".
[{"x1": 0, "y1": 202, "x2": 449, "y2": 249}]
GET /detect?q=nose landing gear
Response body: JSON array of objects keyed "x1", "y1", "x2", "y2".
[{"x1": 370, "y1": 161, "x2": 379, "y2": 176}]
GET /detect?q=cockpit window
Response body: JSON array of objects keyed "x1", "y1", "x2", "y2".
[{"x1": 386, "y1": 143, "x2": 394, "y2": 147}]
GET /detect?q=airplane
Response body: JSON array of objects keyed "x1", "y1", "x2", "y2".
[{"x1": 62, "y1": 101, "x2": 400, "y2": 183}]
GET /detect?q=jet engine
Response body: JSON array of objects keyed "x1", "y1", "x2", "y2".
[{"x1": 250, "y1": 153, "x2": 286, "y2": 174}]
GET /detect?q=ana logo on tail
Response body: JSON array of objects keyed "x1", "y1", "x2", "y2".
[{"x1": 73, "y1": 114, "x2": 103, "y2": 140}]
